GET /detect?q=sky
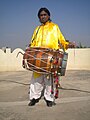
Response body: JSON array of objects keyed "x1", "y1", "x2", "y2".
[{"x1": 0, "y1": 0, "x2": 90, "y2": 50}]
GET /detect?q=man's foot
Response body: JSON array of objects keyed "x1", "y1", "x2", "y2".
[
  {"x1": 46, "y1": 100, "x2": 53, "y2": 107},
  {"x1": 28, "y1": 99, "x2": 36, "y2": 106},
  {"x1": 28, "y1": 98, "x2": 40, "y2": 106},
  {"x1": 44, "y1": 97, "x2": 56, "y2": 107}
]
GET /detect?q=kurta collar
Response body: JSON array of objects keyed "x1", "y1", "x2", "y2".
[{"x1": 41, "y1": 21, "x2": 51, "y2": 26}]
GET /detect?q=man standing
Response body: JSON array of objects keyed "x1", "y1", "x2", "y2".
[{"x1": 28, "y1": 7, "x2": 74, "y2": 107}]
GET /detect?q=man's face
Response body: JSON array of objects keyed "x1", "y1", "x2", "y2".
[{"x1": 39, "y1": 11, "x2": 50, "y2": 24}]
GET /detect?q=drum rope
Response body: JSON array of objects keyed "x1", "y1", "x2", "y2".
[{"x1": 26, "y1": 61, "x2": 51, "y2": 74}]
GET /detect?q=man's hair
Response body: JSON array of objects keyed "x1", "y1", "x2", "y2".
[{"x1": 38, "y1": 7, "x2": 51, "y2": 18}]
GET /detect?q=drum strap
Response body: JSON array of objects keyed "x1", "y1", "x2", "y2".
[{"x1": 58, "y1": 40, "x2": 65, "y2": 52}]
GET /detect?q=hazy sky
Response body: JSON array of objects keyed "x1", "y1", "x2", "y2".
[{"x1": 0, "y1": 0, "x2": 90, "y2": 50}]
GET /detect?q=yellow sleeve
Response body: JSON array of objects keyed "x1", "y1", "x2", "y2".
[
  {"x1": 57, "y1": 25, "x2": 69, "y2": 50},
  {"x1": 30, "y1": 26, "x2": 39, "y2": 47}
]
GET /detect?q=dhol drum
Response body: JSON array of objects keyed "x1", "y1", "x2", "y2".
[
  {"x1": 57, "y1": 52, "x2": 68, "y2": 76},
  {"x1": 22, "y1": 47, "x2": 68, "y2": 75}
]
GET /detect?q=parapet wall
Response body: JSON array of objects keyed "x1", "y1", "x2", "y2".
[
  {"x1": 66, "y1": 48, "x2": 90, "y2": 70},
  {"x1": 0, "y1": 48, "x2": 25, "y2": 71},
  {"x1": 0, "y1": 48, "x2": 90, "y2": 71}
]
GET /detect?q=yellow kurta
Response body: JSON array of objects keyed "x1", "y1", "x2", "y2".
[
  {"x1": 30, "y1": 21, "x2": 68, "y2": 50},
  {"x1": 30, "y1": 21, "x2": 69, "y2": 78}
]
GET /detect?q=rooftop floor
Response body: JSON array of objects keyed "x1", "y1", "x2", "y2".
[{"x1": 0, "y1": 70, "x2": 90, "y2": 120}]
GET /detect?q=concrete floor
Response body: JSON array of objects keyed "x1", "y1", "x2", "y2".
[{"x1": 0, "y1": 70, "x2": 90, "y2": 120}]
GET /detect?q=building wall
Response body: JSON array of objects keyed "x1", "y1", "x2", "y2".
[
  {"x1": 0, "y1": 48, "x2": 90, "y2": 71},
  {"x1": 66, "y1": 48, "x2": 90, "y2": 70}
]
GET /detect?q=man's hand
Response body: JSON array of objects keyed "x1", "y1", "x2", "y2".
[{"x1": 68, "y1": 42, "x2": 76, "y2": 48}]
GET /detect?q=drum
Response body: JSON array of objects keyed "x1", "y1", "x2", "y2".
[
  {"x1": 23, "y1": 47, "x2": 56, "y2": 74},
  {"x1": 57, "y1": 52, "x2": 68, "y2": 76},
  {"x1": 22, "y1": 47, "x2": 68, "y2": 75}
]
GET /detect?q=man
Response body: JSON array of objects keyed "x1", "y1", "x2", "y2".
[{"x1": 28, "y1": 7, "x2": 74, "y2": 107}]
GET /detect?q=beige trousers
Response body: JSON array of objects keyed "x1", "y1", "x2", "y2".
[{"x1": 29, "y1": 73, "x2": 55, "y2": 101}]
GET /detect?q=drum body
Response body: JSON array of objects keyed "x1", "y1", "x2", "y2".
[
  {"x1": 23, "y1": 47, "x2": 56, "y2": 73},
  {"x1": 22, "y1": 47, "x2": 68, "y2": 75}
]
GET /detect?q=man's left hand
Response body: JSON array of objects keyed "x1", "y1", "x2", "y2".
[{"x1": 68, "y1": 42, "x2": 76, "y2": 48}]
